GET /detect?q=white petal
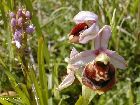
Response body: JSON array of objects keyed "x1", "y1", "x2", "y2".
[
  {"x1": 73, "y1": 11, "x2": 98, "y2": 24},
  {"x1": 105, "y1": 49, "x2": 127, "y2": 69},
  {"x1": 95, "y1": 25, "x2": 111, "y2": 49},
  {"x1": 70, "y1": 50, "x2": 96, "y2": 66},
  {"x1": 15, "y1": 41, "x2": 21, "y2": 49},
  {"x1": 70, "y1": 47, "x2": 79, "y2": 58},
  {"x1": 57, "y1": 72, "x2": 75, "y2": 91},
  {"x1": 79, "y1": 24, "x2": 99, "y2": 44}
]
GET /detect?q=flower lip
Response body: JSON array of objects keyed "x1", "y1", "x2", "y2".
[
  {"x1": 82, "y1": 60, "x2": 116, "y2": 93},
  {"x1": 70, "y1": 23, "x2": 88, "y2": 36},
  {"x1": 83, "y1": 75, "x2": 111, "y2": 89},
  {"x1": 69, "y1": 23, "x2": 89, "y2": 43}
]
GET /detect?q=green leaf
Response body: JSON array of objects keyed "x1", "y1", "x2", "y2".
[
  {"x1": 20, "y1": 83, "x2": 30, "y2": 99},
  {"x1": 29, "y1": 69, "x2": 44, "y2": 105},
  {"x1": 75, "y1": 96, "x2": 83, "y2": 105},
  {"x1": 0, "y1": 96, "x2": 22, "y2": 105},
  {"x1": 0, "y1": 59, "x2": 30, "y2": 105},
  {"x1": 0, "y1": 98, "x2": 13, "y2": 105},
  {"x1": 5, "y1": 70, "x2": 31, "y2": 105},
  {"x1": 38, "y1": 37, "x2": 48, "y2": 104},
  {"x1": 0, "y1": 1, "x2": 7, "y2": 28},
  {"x1": 82, "y1": 85, "x2": 96, "y2": 105}
]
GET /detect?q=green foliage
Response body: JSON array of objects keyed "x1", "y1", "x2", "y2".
[{"x1": 0, "y1": 0, "x2": 139, "y2": 105}]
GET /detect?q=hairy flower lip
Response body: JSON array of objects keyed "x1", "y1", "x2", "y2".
[
  {"x1": 82, "y1": 75, "x2": 112, "y2": 89},
  {"x1": 82, "y1": 61, "x2": 116, "y2": 93},
  {"x1": 82, "y1": 75, "x2": 116, "y2": 93}
]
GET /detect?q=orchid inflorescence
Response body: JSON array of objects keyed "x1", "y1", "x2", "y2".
[
  {"x1": 57, "y1": 11, "x2": 127, "y2": 94},
  {"x1": 10, "y1": 8, "x2": 35, "y2": 49}
]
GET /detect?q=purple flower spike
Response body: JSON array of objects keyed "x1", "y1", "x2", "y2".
[
  {"x1": 10, "y1": 9, "x2": 34, "y2": 48},
  {"x1": 11, "y1": 18, "x2": 16, "y2": 27},
  {"x1": 25, "y1": 11, "x2": 31, "y2": 19},
  {"x1": 17, "y1": 9, "x2": 22, "y2": 17},
  {"x1": 17, "y1": 17, "x2": 23, "y2": 26},
  {"x1": 26, "y1": 25, "x2": 35, "y2": 34},
  {"x1": 9, "y1": 12, "x2": 15, "y2": 18}
]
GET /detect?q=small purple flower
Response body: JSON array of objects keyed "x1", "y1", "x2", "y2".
[
  {"x1": 11, "y1": 18, "x2": 16, "y2": 27},
  {"x1": 13, "y1": 30, "x2": 22, "y2": 49},
  {"x1": 17, "y1": 9, "x2": 22, "y2": 17},
  {"x1": 26, "y1": 25, "x2": 35, "y2": 34},
  {"x1": 17, "y1": 17, "x2": 23, "y2": 26},
  {"x1": 25, "y1": 11, "x2": 31, "y2": 19},
  {"x1": 9, "y1": 12, "x2": 15, "y2": 18},
  {"x1": 14, "y1": 30, "x2": 22, "y2": 41}
]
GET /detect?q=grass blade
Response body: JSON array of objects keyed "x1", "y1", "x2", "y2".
[{"x1": 38, "y1": 37, "x2": 48, "y2": 105}]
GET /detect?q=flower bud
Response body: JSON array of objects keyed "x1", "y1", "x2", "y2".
[
  {"x1": 14, "y1": 30, "x2": 22, "y2": 41},
  {"x1": 9, "y1": 12, "x2": 15, "y2": 18},
  {"x1": 11, "y1": 18, "x2": 16, "y2": 27},
  {"x1": 17, "y1": 9, "x2": 22, "y2": 17},
  {"x1": 25, "y1": 11, "x2": 31, "y2": 19}
]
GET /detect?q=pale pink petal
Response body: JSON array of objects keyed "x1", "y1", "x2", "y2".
[
  {"x1": 79, "y1": 34, "x2": 97, "y2": 44},
  {"x1": 73, "y1": 11, "x2": 98, "y2": 24},
  {"x1": 105, "y1": 49, "x2": 127, "y2": 69},
  {"x1": 70, "y1": 50, "x2": 96, "y2": 66},
  {"x1": 79, "y1": 24, "x2": 99, "y2": 44},
  {"x1": 57, "y1": 72, "x2": 75, "y2": 91},
  {"x1": 67, "y1": 64, "x2": 79, "y2": 74},
  {"x1": 95, "y1": 25, "x2": 111, "y2": 49},
  {"x1": 70, "y1": 47, "x2": 79, "y2": 58}
]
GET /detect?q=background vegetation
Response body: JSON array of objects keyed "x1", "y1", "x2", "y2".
[{"x1": 0, "y1": 0, "x2": 140, "y2": 105}]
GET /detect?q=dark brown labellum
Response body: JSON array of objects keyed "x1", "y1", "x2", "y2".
[{"x1": 82, "y1": 61, "x2": 116, "y2": 93}]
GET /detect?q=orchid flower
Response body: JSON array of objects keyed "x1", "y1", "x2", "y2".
[
  {"x1": 69, "y1": 11, "x2": 99, "y2": 44},
  {"x1": 70, "y1": 25, "x2": 127, "y2": 93},
  {"x1": 57, "y1": 25, "x2": 127, "y2": 93}
]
